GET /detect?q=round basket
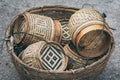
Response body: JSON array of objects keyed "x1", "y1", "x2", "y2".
[
  {"x1": 6, "y1": 5, "x2": 114, "y2": 80},
  {"x1": 19, "y1": 41, "x2": 68, "y2": 72},
  {"x1": 13, "y1": 12, "x2": 55, "y2": 49},
  {"x1": 68, "y1": 8, "x2": 112, "y2": 58}
]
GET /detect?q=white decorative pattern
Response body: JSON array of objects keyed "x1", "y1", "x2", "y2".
[
  {"x1": 61, "y1": 24, "x2": 71, "y2": 40},
  {"x1": 60, "y1": 22, "x2": 71, "y2": 46},
  {"x1": 41, "y1": 46, "x2": 62, "y2": 70}
]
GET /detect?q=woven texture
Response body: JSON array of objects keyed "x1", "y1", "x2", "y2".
[
  {"x1": 68, "y1": 8, "x2": 112, "y2": 58},
  {"x1": 76, "y1": 24, "x2": 112, "y2": 58},
  {"x1": 64, "y1": 44, "x2": 96, "y2": 69},
  {"x1": 68, "y1": 8, "x2": 105, "y2": 39},
  {"x1": 53, "y1": 20, "x2": 71, "y2": 46},
  {"x1": 5, "y1": 6, "x2": 114, "y2": 80},
  {"x1": 40, "y1": 42, "x2": 68, "y2": 71},
  {"x1": 61, "y1": 21, "x2": 71, "y2": 46},
  {"x1": 19, "y1": 41, "x2": 68, "y2": 71},
  {"x1": 13, "y1": 13, "x2": 55, "y2": 48},
  {"x1": 19, "y1": 41, "x2": 46, "y2": 69}
]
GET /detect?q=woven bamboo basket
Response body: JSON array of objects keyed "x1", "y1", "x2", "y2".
[
  {"x1": 19, "y1": 41, "x2": 68, "y2": 72},
  {"x1": 6, "y1": 5, "x2": 114, "y2": 80},
  {"x1": 13, "y1": 12, "x2": 55, "y2": 49},
  {"x1": 54, "y1": 20, "x2": 71, "y2": 46},
  {"x1": 68, "y1": 8, "x2": 112, "y2": 58}
]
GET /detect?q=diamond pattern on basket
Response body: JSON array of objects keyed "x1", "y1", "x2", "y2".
[
  {"x1": 41, "y1": 46, "x2": 62, "y2": 70},
  {"x1": 61, "y1": 24, "x2": 71, "y2": 40}
]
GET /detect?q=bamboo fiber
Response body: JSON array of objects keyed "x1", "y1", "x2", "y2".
[
  {"x1": 54, "y1": 20, "x2": 71, "y2": 46},
  {"x1": 19, "y1": 41, "x2": 68, "y2": 71},
  {"x1": 13, "y1": 13, "x2": 55, "y2": 48},
  {"x1": 64, "y1": 44, "x2": 96, "y2": 69},
  {"x1": 68, "y1": 8, "x2": 112, "y2": 58},
  {"x1": 19, "y1": 41, "x2": 46, "y2": 69},
  {"x1": 68, "y1": 8, "x2": 105, "y2": 39},
  {"x1": 5, "y1": 6, "x2": 115, "y2": 80}
]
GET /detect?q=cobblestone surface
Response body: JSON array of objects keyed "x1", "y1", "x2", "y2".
[{"x1": 0, "y1": 0, "x2": 120, "y2": 80}]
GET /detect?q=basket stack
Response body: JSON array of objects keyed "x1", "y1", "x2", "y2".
[{"x1": 5, "y1": 6, "x2": 114, "y2": 80}]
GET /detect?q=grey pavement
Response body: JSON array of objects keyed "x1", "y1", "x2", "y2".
[{"x1": 0, "y1": 0, "x2": 120, "y2": 80}]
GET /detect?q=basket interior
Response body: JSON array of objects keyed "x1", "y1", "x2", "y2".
[{"x1": 7, "y1": 6, "x2": 114, "y2": 74}]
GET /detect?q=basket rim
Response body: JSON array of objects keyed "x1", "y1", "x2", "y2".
[
  {"x1": 26, "y1": 5, "x2": 79, "y2": 13},
  {"x1": 75, "y1": 24, "x2": 112, "y2": 58},
  {"x1": 5, "y1": 5, "x2": 115, "y2": 74}
]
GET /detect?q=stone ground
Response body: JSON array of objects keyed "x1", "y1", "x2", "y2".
[{"x1": 0, "y1": 0, "x2": 120, "y2": 80}]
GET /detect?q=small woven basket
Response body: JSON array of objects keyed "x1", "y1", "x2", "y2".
[
  {"x1": 68, "y1": 8, "x2": 112, "y2": 58},
  {"x1": 68, "y1": 8, "x2": 105, "y2": 38},
  {"x1": 19, "y1": 41, "x2": 68, "y2": 71},
  {"x1": 6, "y1": 5, "x2": 114, "y2": 80},
  {"x1": 13, "y1": 12, "x2": 55, "y2": 49}
]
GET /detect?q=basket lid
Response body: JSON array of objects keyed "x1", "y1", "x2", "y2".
[
  {"x1": 76, "y1": 24, "x2": 111, "y2": 58},
  {"x1": 40, "y1": 42, "x2": 68, "y2": 71}
]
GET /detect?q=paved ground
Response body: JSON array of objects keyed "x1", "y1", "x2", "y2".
[{"x1": 0, "y1": 0, "x2": 120, "y2": 80}]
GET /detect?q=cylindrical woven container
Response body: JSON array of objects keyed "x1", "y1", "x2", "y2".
[
  {"x1": 19, "y1": 41, "x2": 68, "y2": 72},
  {"x1": 13, "y1": 12, "x2": 55, "y2": 48},
  {"x1": 54, "y1": 20, "x2": 71, "y2": 46},
  {"x1": 19, "y1": 41, "x2": 46, "y2": 69},
  {"x1": 68, "y1": 8, "x2": 112, "y2": 58},
  {"x1": 6, "y1": 6, "x2": 114, "y2": 80}
]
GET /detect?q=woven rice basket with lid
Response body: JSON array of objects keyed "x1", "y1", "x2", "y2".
[
  {"x1": 6, "y1": 5, "x2": 114, "y2": 80},
  {"x1": 13, "y1": 12, "x2": 55, "y2": 49},
  {"x1": 68, "y1": 8, "x2": 112, "y2": 58},
  {"x1": 19, "y1": 41, "x2": 68, "y2": 72}
]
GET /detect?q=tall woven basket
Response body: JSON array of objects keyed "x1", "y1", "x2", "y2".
[{"x1": 5, "y1": 5, "x2": 114, "y2": 80}]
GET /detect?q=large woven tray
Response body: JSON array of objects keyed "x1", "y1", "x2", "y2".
[{"x1": 5, "y1": 5, "x2": 114, "y2": 80}]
